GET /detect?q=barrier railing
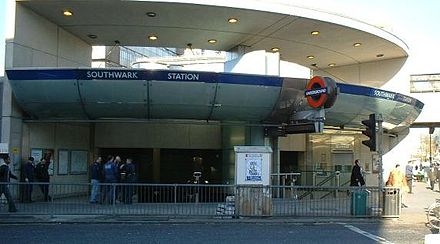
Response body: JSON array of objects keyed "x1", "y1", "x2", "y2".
[{"x1": 0, "y1": 182, "x2": 395, "y2": 218}]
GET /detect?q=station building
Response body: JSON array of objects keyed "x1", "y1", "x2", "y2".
[{"x1": 1, "y1": 0, "x2": 423, "y2": 186}]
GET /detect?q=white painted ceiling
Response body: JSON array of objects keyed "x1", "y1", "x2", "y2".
[{"x1": 18, "y1": 0, "x2": 408, "y2": 72}]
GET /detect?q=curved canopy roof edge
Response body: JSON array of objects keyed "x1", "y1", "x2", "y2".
[
  {"x1": 19, "y1": 0, "x2": 408, "y2": 83},
  {"x1": 172, "y1": 0, "x2": 409, "y2": 53},
  {"x1": 6, "y1": 68, "x2": 423, "y2": 134}
]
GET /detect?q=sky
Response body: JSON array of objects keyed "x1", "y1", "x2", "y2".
[{"x1": 0, "y1": 0, "x2": 439, "y2": 166}]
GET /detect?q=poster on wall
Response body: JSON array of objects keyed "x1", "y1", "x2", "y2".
[
  {"x1": 245, "y1": 153, "x2": 263, "y2": 181},
  {"x1": 31, "y1": 149, "x2": 43, "y2": 166},
  {"x1": 70, "y1": 150, "x2": 88, "y2": 174},
  {"x1": 58, "y1": 150, "x2": 69, "y2": 175}
]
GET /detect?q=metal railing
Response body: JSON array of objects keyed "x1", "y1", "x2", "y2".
[{"x1": 0, "y1": 182, "x2": 397, "y2": 218}]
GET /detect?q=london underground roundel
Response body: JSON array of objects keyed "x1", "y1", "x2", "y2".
[{"x1": 304, "y1": 76, "x2": 338, "y2": 108}]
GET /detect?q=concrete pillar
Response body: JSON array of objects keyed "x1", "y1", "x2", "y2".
[
  {"x1": 271, "y1": 137, "x2": 280, "y2": 185},
  {"x1": 225, "y1": 45, "x2": 280, "y2": 76},
  {"x1": 245, "y1": 126, "x2": 264, "y2": 146},
  {"x1": 221, "y1": 125, "x2": 268, "y2": 184},
  {"x1": 221, "y1": 125, "x2": 246, "y2": 184},
  {"x1": 1, "y1": 79, "x2": 23, "y2": 171}
]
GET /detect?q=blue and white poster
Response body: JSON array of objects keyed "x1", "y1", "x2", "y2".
[{"x1": 245, "y1": 154, "x2": 262, "y2": 181}]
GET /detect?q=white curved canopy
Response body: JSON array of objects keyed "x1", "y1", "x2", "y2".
[{"x1": 18, "y1": 0, "x2": 408, "y2": 86}]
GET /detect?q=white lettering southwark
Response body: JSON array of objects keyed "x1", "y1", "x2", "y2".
[
  {"x1": 167, "y1": 72, "x2": 200, "y2": 81},
  {"x1": 86, "y1": 71, "x2": 138, "y2": 79}
]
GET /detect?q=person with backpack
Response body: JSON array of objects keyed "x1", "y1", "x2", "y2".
[
  {"x1": 0, "y1": 155, "x2": 18, "y2": 212},
  {"x1": 35, "y1": 158, "x2": 51, "y2": 201}
]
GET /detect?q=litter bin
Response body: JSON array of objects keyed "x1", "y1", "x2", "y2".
[
  {"x1": 351, "y1": 190, "x2": 368, "y2": 216},
  {"x1": 382, "y1": 188, "x2": 401, "y2": 217}
]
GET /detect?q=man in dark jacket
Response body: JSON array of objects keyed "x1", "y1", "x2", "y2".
[
  {"x1": 350, "y1": 159, "x2": 365, "y2": 186},
  {"x1": 90, "y1": 156, "x2": 102, "y2": 203},
  {"x1": 0, "y1": 155, "x2": 18, "y2": 212},
  {"x1": 103, "y1": 155, "x2": 118, "y2": 204},
  {"x1": 35, "y1": 158, "x2": 51, "y2": 201},
  {"x1": 121, "y1": 158, "x2": 136, "y2": 204},
  {"x1": 23, "y1": 157, "x2": 35, "y2": 203}
]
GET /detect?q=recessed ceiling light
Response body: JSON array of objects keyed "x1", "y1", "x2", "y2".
[
  {"x1": 146, "y1": 12, "x2": 156, "y2": 17},
  {"x1": 148, "y1": 35, "x2": 158, "y2": 41},
  {"x1": 228, "y1": 18, "x2": 238, "y2": 23},
  {"x1": 63, "y1": 10, "x2": 73, "y2": 16},
  {"x1": 328, "y1": 63, "x2": 336, "y2": 67},
  {"x1": 208, "y1": 39, "x2": 217, "y2": 44},
  {"x1": 271, "y1": 47, "x2": 280, "y2": 52},
  {"x1": 353, "y1": 43, "x2": 362, "y2": 47},
  {"x1": 87, "y1": 34, "x2": 97, "y2": 39},
  {"x1": 311, "y1": 31, "x2": 320, "y2": 35},
  {"x1": 307, "y1": 55, "x2": 315, "y2": 59},
  {"x1": 376, "y1": 54, "x2": 384, "y2": 58},
  {"x1": 311, "y1": 63, "x2": 317, "y2": 67}
]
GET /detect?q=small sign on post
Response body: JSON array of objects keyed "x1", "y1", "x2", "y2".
[
  {"x1": 234, "y1": 146, "x2": 272, "y2": 186},
  {"x1": 234, "y1": 146, "x2": 273, "y2": 217}
]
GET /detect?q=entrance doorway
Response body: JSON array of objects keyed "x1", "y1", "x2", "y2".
[
  {"x1": 332, "y1": 152, "x2": 353, "y2": 184},
  {"x1": 98, "y1": 148, "x2": 222, "y2": 184},
  {"x1": 160, "y1": 149, "x2": 222, "y2": 184},
  {"x1": 280, "y1": 151, "x2": 299, "y2": 173}
]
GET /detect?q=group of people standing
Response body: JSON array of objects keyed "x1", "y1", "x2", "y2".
[
  {"x1": 89, "y1": 155, "x2": 136, "y2": 204},
  {"x1": 23, "y1": 156, "x2": 52, "y2": 202},
  {"x1": 0, "y1": 155, "x2": 51, "y2": 212}
]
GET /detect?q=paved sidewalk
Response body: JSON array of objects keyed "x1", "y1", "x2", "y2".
[{"x1": 394, "y1": 181, "x2": 440, "y2": 225}]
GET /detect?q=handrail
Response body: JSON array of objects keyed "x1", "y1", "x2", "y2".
[{"x1": 298, "y1": 171, "x2": 339, "y2": 199}]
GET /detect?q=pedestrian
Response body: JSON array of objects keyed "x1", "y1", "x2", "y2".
[
  {"x1": 103, "y1": 155, "x2": 118, "y2": 204},
  {"x1": 122, "y1": 158, "x2": 136, "y2": 204},
  {"x1": 35, "y1": 158, "x2": 51, "y2": 201},
  {"x1": 429, "y1": 164, "x2": 439, "y2": 191},
  {"x1": 89, "y1": 156, "x2": 102, "y2": 204},
  {"x1": 114, "y1": 156, "x2": 122, "y2": 202},
  {"x1": 405, "y1": 161, "x2": 414, "y2": 193},
  {"x1": 350, "y1": 159, "x2": 365, "y2": 187},
  {"x1": 23, "y1": 156, "x2": 36, "y2": 203},
  {"x1": 0, "y1": 155, "x2": 18, "y2": 212},
  {"x1": 386, "y1": 164, "x2": 409, "y2": 207}
]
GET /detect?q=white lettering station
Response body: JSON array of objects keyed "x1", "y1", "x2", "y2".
[{"x1": 234, "y1": 146, "x2": 272, "y2": 217}]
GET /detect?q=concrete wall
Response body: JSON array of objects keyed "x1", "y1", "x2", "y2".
[
  {"x1": 8, "y1": 4, "x2": 91, "y2": 67},
  {"x1": 21, "y1": 122, "x2": 222, "y2": 184},
  {"x1": 279, "y1": 134, "x2": 306, "y2": 152},
  {"x1": 3, "y1": 3, "x2": 92, "y2": 176},
  {"x1": 95, "y1": 123, "x2": 221, "y2": 149},
  {"x1": 22, "y1": 123, "x2": 91, "y2": 183}
]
